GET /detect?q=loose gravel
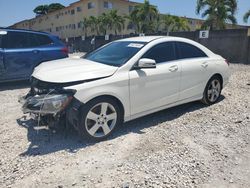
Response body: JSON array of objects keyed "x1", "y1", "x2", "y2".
[{"x1": 0, "y1": 64, "x2": 249, "y2": 188}]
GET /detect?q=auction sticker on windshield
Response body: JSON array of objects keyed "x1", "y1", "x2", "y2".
[{"x1": 127, "y1": 43, "x2": 144, "y2": 48}]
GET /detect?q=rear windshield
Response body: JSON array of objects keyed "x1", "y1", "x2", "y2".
[{"x1": 84, "y1": 41, "x2": 146, "y2": 67}]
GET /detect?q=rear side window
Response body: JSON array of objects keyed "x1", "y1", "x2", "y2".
[
  {"x1": 142, "y1": 42, "x2": 176, "y2": 63},
  {"x1": 32, "y1": 34, "x2": 53, "y2": 46},
  {"x1": 176, "y1": 42, "x2": 207, "y2": 59}
]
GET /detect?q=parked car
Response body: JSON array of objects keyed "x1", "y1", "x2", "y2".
[
  {"x1": 0, "y1": 28, "x2": 68, "y2": 82},
  {"x1": 21, "y1": 36, "x2": 230, "y2": 141}
]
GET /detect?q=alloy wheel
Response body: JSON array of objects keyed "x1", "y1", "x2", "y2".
[
  {"x1": 207, "y1": 79, "x2": 221, "y2": 103},
  {"x1": 85, "y1": 102, "x2": 117, "y2": 138}
]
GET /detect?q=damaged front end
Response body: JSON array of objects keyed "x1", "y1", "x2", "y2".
[{"x1": 19, "y1": 77, "x2": 79, "y2": 128}]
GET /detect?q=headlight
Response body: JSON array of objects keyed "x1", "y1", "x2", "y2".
[{"x1": 23, "y1": 94, "x2": 73, "y2": 114}]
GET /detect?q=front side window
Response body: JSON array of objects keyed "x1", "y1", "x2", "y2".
[
  {"x1": 142, "y1": 42, "x2": 176, "y2": 63},
  {"x1": 176, "y1": 42, "x2": 207, "y2": 59},
  {"x1": 104, "y1": 2, "x2": 113, "y2": 9},
  {"x1": 84, "y1": 41, "x2": 146, "y2": 67},
  {"x1": 0, "y1": 35, "x2": 2, "y2": 48},
  {"x1": 88, "y1": 2, "x2": 95, "y2": 9}
]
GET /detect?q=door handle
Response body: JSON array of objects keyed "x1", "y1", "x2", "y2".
[
  {"x1": 33, "y1": 50, "x2": 40, "y2": 54},
  {"x1": 169, "y1": 65, "x2": 178, "y2": 72},
  {"x1": 201, "y1": 62, "x2": 208, "y2": 68}
]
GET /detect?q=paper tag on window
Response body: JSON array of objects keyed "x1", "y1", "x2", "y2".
[{"x1": 127, "y1": 43, "x2": 144, "y2": 48}]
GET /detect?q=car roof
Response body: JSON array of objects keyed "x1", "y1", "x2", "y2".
[
  {"x1": 118, "y1": 35, "x2": 215, "y2": 57},
  {"x1": 118, "y1": 36, "x2": 165, "y2": 42}
]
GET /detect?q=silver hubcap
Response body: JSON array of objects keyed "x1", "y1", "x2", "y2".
[
  {"x1": 208, "y1": 79, "x2": 221, "y2": 102},
  {"x1": 85, "y1": 102, "x2": 117, "y2": 138}
]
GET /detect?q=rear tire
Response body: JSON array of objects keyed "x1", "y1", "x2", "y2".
[
  {"x1": 202, "y1": 76, "x2": 222, "y2": 105},
  {"x1": 78, "y1": 97, "x2": 123, "y2": 141}
]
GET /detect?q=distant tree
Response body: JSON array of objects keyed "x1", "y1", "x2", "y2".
[
  {"x1": 243, "y1": 10, "x2": 250, "y2": 23},
  {"x1": 33, "y1": 3, "x2": 65, "y2": 15},
  {"x1": 48, "y1": 3, "x2": 65, "y2": 13},
  {"x1": 33, "y1": 5, "x2": 49, "y2": 15},
  {"x1": 196, "y1": 0, "x2": 237, "y2": 30}
]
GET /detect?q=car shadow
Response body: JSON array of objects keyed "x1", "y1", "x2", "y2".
[
  {"x1": 0, "y1": 80, "x2": 30, "y2": 91},
  {"x1": 17, "y1": 96, "x2": 225, "y2": 156}
]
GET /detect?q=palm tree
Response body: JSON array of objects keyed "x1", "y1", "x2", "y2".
[
  {"x1": 125, "y1": 14, "x2": 141, "y2": 34},
  {"x1": 243, "y1": 10, "x2": 250, "y2": 23},
  {"x1": 172, "y1": 17, "x2": 190, "y2": 32},
  {"x1": 129, "y1": 0, "x2": 159, "y2": 34},
  {"x1": 88, "y1": 16, "x2": 99, "y2": 35},
  {"x1": 161, "y1": 15, "x2": 176, "y2": 35},
  {"x1": 98, "y1": 13, "x2": 111, "y2": 35},
  {"x1": 80, "y1": 17, "x2": 90, "y2": 37},
  {"x1": 108, "y1": 10, "x2": 125, "y2": 35},
  {"x1": 196, "y1": 0, "x2": 237, "y2": 30},
  {"x1": 161, "y1": 15, "x2": 190, "y2": 35}
]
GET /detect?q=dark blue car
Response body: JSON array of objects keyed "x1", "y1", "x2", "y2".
[{"x1": 0, "y1": 28, "x2": 68, "y2": 82}]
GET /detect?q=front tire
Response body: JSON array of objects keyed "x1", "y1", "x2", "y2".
[
  {"x1": 202, "y1": 76, "x2": 222, "y2": 105},
  {"x1": 78, "y1": 97, "x2": 122, "y2": 141}
]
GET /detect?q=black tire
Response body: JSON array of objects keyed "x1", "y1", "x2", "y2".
[
  {"x1": 202, "y1": 76, "x2": 222, "y2": 105},
  {"x1": 78, "y1": 97, "x2": 123, "y2": 141}
]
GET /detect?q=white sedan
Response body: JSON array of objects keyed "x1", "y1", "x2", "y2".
[{"x1": 21, "y1": 36, "x2": 230, "y2": 141}]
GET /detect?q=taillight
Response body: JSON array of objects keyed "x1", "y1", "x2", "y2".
[
  {"x1": 225, "y1": 60, "x2": 230, "y2": 66},
  {"x1": 61, "y1": 47, "x2": 69, "y2": 54}
]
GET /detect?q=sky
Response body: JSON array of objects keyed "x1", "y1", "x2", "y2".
[{"x1": 0, "y1": 0, "x2": 249, "y2": 27}]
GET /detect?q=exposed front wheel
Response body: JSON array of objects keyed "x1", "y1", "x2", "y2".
[
  {"x1": 202, "y1": 76, "x2": 222, "y2": 105},
  {"x1": 78, "y1": 97, "x2": 122, "y2": 141}
]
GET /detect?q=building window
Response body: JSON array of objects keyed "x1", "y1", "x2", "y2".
[
  {"x1": 88, "y1": 2, "x2": 95, "y2": 9},
  {"x1": 78, "y1": 22, "x2": 82, "y2": 28},
  {"x1": 129, "y1": 5, "x2": 134, "y2": 13},
  {"x1": 71, "y1": 9, "x2": 75, "y2": 15},
  {"x1": 104, "y1": 2, "x2": 113, "y2": 9},
  {"x1": 77, "y1": 7, "x2": 82, "y2": 12}
]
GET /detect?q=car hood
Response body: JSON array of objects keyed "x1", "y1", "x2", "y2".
[{"x1": 32, "y1": 57, "x2": 118, "y2": 83}]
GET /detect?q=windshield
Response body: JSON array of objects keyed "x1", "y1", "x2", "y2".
[{"x1": 84, "y1": 41, "x2": 146, "y2": 67}]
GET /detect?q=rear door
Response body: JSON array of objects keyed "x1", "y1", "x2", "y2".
[
  {"x1": 2, "y1": 31, "x2": 42, "y2": 80},
  {"x1": 176, "y1": 42, "x2": 210, "y2": 100}
]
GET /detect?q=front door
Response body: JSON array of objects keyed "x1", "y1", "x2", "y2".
[
  {"x1": 129, "y1": 42, "x2": 181, "y2": 116},
  {"x1": 0, "y1": 32, "x2": 6, "y2": 79},
  {"x1": 2, "y1": 31, "x2": 41, "y2": 80}
]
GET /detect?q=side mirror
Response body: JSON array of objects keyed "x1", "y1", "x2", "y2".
[{"x1": 136, "y1": 58, "x2": 156, "y2": 69}]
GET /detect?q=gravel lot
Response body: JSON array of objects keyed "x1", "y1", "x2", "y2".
[{"x1": 0, "y1": 64, "x2": 249, "y2": 188}]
